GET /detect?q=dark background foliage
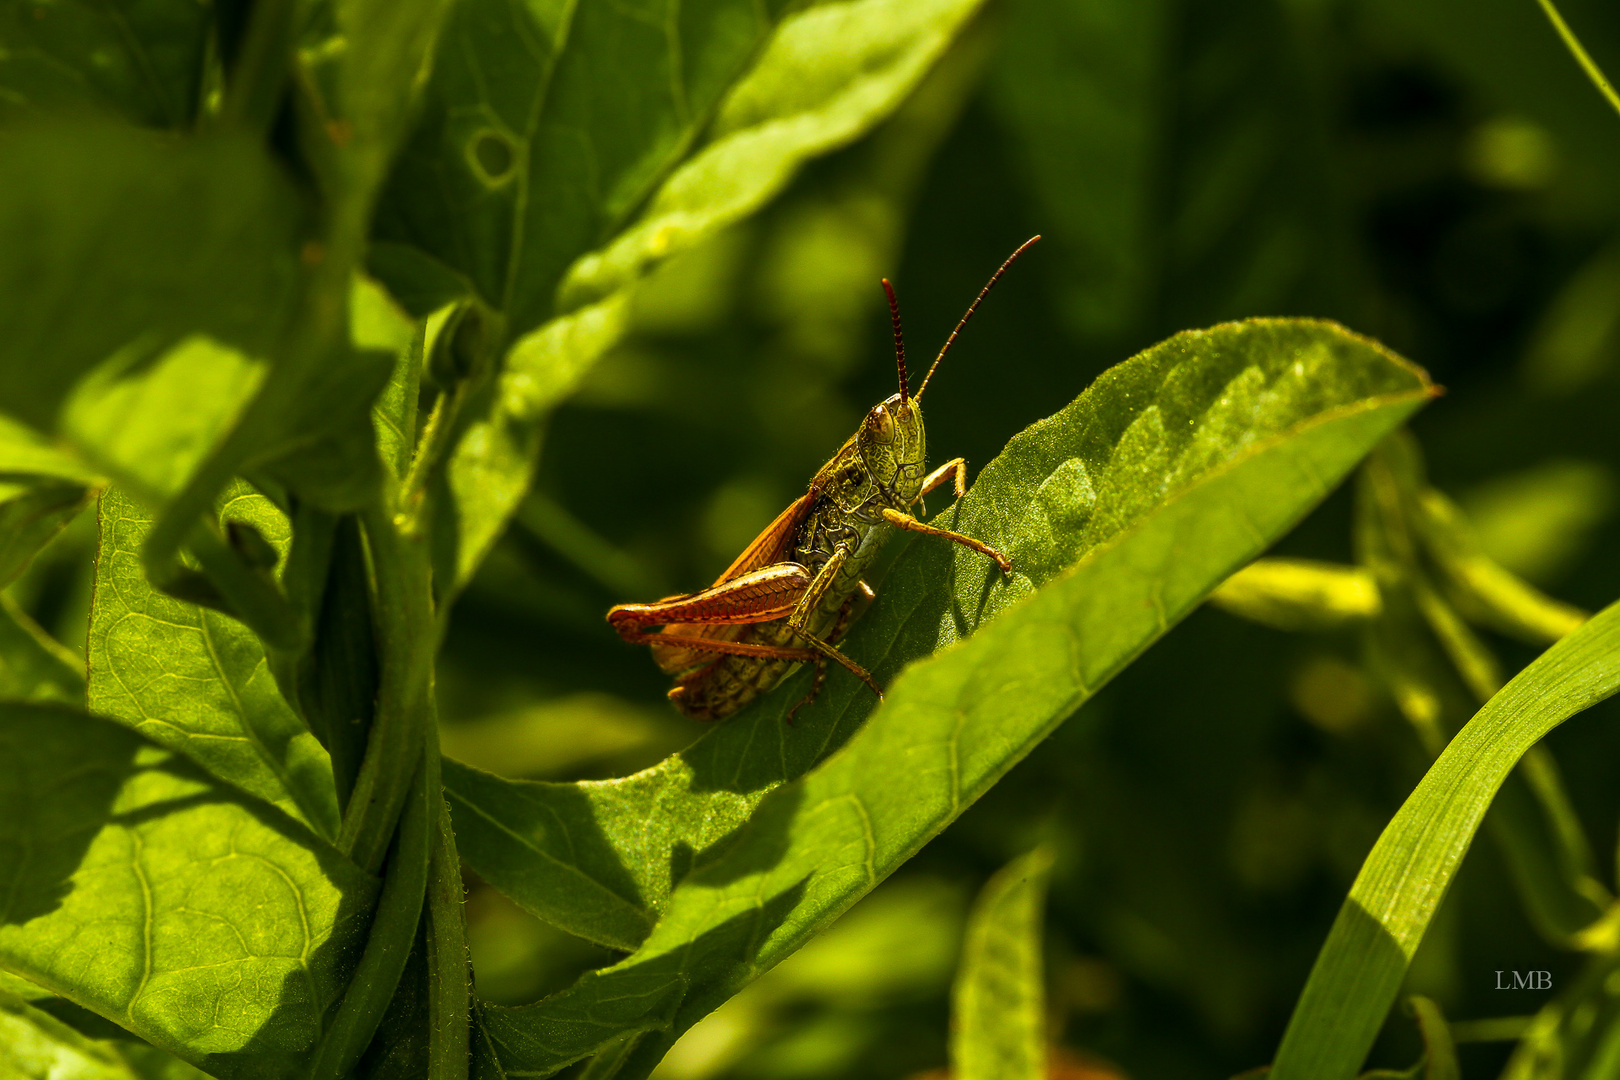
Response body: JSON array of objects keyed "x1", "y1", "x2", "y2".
[{"x1": 11, "y1": 0, "x2": 1620, "y2": 1077}]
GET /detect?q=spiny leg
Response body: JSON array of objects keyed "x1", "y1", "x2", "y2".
[
  {"x1": 785, "y1": 656, "x2": 828, "y2": 725},
  {"x1": 913, "y1": 457, "x2": 967, "y2": 517}
]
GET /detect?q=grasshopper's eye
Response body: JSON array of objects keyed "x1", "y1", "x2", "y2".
[{"x1": 868, "y1": 404, "x2": 894, "y2": 442}]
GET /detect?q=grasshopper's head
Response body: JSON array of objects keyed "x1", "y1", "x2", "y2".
[{"x1": 857, "y1": 392, "x2": 926, "y2": 502}]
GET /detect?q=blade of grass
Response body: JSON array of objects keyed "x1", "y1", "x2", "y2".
[{"x1": 1270, "y1": 596, "x2": 1620, "y2": 1080}]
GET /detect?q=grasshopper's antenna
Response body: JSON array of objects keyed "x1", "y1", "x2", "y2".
[
  {"x1": 915, "y1": 235, "x2": 1041, "y2": 401},
  {"x1": 881, "y1": 278, "x2": 908, "y2": 400}
]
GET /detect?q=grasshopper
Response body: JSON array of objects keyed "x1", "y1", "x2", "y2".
[{"x1": 608, "y1": 237, "x2": 1038, "y2": 721}]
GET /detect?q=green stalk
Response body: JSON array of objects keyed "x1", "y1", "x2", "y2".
[
  {"x1": 424, "y1": 740, "x2": 471, "y2": 1079},
  {"x1": 1535, "y1": 0, "x2": 1620, "y2": 120},
  {"x1": 341, "y1": 500, "x2": 434, "y2": 873},
  {"x1": 304, "y1": 757, "x2": 432, "y2": 1080}
]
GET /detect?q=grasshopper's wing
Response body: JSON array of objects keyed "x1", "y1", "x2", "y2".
[{"x1": 651, "y1": 492, "x2": 815, "y2": 674}]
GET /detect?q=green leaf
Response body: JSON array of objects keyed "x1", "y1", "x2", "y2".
[
  {"x1": 0, "y1": 0, "x2": 209, "y2": 126},
  {"x1": 250, "y1": 346, "x2": 397, "y2": 514},
  {"x1": 375, "y1": 0, "x2": 993, "y2": 589},
  {"x1": 0, "y1": 414, "x2": 101, "y2": 485},
  {"x1": 0, "y1": 414, "x2": 98, "y2": 588},
  {"x1": 0, "y1": 704, "x2": 377, "y2": 1079},
  {"x1": 0, "y1": 984, "x2": 139, "y2": 1080},
  {"x1": 357, "y1": 280, "x2": 425, "y2": 484},
  {"x1": 1269, "y1": 598, "x2": 1620, "y2": 1080},
  {"x1": 61, "y1": 336, "x2": 268, "y2": 504},
  {"x1": 443, "y1": 758, "x2": 655, "y2": 952},
  {"x1": 0, "y1": 120, "x2": 302, "y2": 433},
  {"x1": 554, "y1": 0, "x2": 1000, "y2": 312},
  {"x1": 0, "y1": 592, "x2": 84, "y2": 705},
  {"x1": 0, "y1": 480, "x2": 93, "y2": 589},
  {"x1": 88, "y1": 485, "x2": 341, "y2": 839},
  {"x1": 951, "y1": 848, "x2": 1051, "y2": 1080},
  {"x1": 448, "y1": 318, "x2": 1432, "y2": 1076}
]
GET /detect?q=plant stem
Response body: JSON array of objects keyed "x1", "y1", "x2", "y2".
[
  {"x1": 398, "y1": 379, "x2": 471, "y2": 539},
  {"x1": 217, "y1": 0, "x2": 299, "y2": 134},
  {"x1": 341, "y1": 500, "x2": 433, "y2": 873},
  {"x1": 1535, "y1": 0, "x2": 1620, "y2": 120},
  {"x1": 304, "y1": 757, "x2": 432, "y2": 1080},
  {"x1": 424, "y1": 740, "x2": 471, "y2": 1079}
]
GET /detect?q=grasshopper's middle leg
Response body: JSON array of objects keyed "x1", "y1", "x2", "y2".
[
  {"x1": 785, "y1": 581, "x2": 875, "y2": 723},
  {"x1": 782, "y1": 548, "x2": 884, "y2": 701}
]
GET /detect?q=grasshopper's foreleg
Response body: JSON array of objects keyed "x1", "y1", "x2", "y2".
[
  {"x1": 912, "y1": 457, "x2": 968, "y2": 517},
  {"x1": 920, "y1": 457, "x2": 969, "y2": 500},
  {"x1": 880, "y1": 505, "x2": 1012, "y2": 575}
]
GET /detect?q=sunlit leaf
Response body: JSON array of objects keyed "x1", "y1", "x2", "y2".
[
  {"x1": 0, "y1": 704, "x2": 376, "y2": 1079},
  {"x1": 951, "y1": 848, "x2": 1051, "y2": 1080},
  {"x1": 87, "y1": 486, "x2": 340, "y2": 839},
  {"x1": 0, "y1": 121, "x2": 301, "y2": 432}
]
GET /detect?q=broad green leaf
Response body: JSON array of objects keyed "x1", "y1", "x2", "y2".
[
  {"x1": 62, "y1": 337, "x2": 267, "y2": 504},
  {"x1": 446, "y1": 318, "x2": 1433, "y2": 1075},
  {"x1": 374, "y1": 0, "x2": 992, "y2": 589},
  {"x1": 0, "y1": 120, "x2": 301, "y2": 432},
  {"x1": 88, "y1": 486, "x2": 340, "y2": 839},
  {"x1": 0, "y1": 704, "x2": 377, "y2": 1080},
  {"x1": 443, "y1": 759, "x2": 656, "y2": 951},
  {"x1": 0, "y1": 0, "x2": 208, "y2": 126},
  {"x1": 951, "y1": 848, "x2": 1051, "y2": 1080},
  {"x1": 0, "y1": 592, "x2": 84, "y2": 705},
  {"x1": 1269, "y1": 598, "x2": 1620, "y2": 1080},
  {"x1": 0, "y1": 978, "x2": 210, "y2": 1080},
  {"x1": 554, "y1": 0, "x2": 1000, "y2": 311},
  {"x1": 374, "y1": 0, "x2": 788, "y2": 328}
]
